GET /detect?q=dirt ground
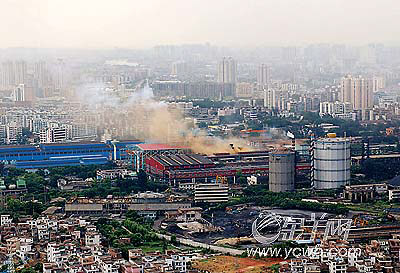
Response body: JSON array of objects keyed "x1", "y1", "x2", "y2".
[{"x1": 192, "y1": 255, "x2": 282, "y2": 273}]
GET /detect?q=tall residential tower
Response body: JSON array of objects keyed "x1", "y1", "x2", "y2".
[
  {"x1": 257, "y1": 64, "x2": 269, "y2": 89},
  {"x1": 340, "y1": 75, "x2": 374, "y2": 119},
  {"x1": 217, "y1": 57, "x2": 237, "y2": 83}
]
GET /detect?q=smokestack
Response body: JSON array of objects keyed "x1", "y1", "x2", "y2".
[{"x1": 111, "y1": 140, "x2": 119, "y2": 161}]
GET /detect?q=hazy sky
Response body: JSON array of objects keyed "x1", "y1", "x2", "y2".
[{"x1": 1, "y1": 0, "x2": 399, "y2": 48}]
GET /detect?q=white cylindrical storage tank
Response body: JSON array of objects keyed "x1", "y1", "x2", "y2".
[
  {"x1": 313, "y1": 137, "x2": 350, "y2": 189},
  {"x1": 269, "y1": 151, "x2": 295, "y2": 192}
]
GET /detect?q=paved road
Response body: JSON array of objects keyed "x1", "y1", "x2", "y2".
[{"x1": 155, "y1": 232, "x2": 244, "y2": 256}]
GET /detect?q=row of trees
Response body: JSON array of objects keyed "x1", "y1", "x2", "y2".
[
  {"x1": 81, "y1": 177, "x2": 167, "y2": 198},
  {"x1": 217, "y1": 185, "x2": 349, "y2": 215}
]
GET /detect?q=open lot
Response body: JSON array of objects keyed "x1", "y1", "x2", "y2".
[{"x1": 192, "y1": 255, "x2": 282, "y2": 273}]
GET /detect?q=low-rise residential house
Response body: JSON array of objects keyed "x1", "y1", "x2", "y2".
[
  {"x1": 85, "y1": 232, "x2": 101, "y2": 248},
  {"x1": 57, "y1": 178, "x2": 93, "y2": 191},
  {"x1": 47, "y1": 243, "x2": 68, "y2": 266},
  {"x1": 96, "y1": 169, "x2": 136, "y2": 180},
  {"x1": 328, "y1": 259, "x2": 347, "y2": 273},
  {"x1": 165, "y1": 254, "x2": 190, "y2": 272},
  {"x1": 128, "y1": 249, "x2": 144, "y2": 263},
  {"x1": 43, "y1": 263, "x2": 65, "y2": 273},
  {"x1": 0, "y1": 215, "x2": 12, "y2": 226}
]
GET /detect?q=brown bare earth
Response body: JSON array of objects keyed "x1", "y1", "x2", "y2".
[{"x1": 192, "y1": 255, "x2": 282, "y2": 273}]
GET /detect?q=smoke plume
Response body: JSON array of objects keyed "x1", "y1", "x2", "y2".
[{"x1": 76, "y1": 82, "x2": 252, "y2": 155}]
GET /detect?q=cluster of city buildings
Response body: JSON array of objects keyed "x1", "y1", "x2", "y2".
[
  {"x1": 318, "y1": 75, "x2": 386, "y2": 121},
  {"x1": 0, "y1": 60, "x2": 67, "y2": 101},
  {"x1": 0, "y1": 103, "x2": 98, "y2": 144},
  {"x1": 0, "y1": 214, "x2": 205, "y2": 273},
  {"x1": 154, "y1": 56, "x2": 392, "y2": 122}
]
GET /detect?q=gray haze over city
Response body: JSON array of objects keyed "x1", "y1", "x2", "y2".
[{"x1": 1, "y1": 0, "x2": 400, "y2": 48}]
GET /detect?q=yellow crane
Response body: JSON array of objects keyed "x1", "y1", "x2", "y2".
[
  {"x1": 216, "y1": 176, "x2": 227, "y2": 184},
  {"x1": 229, "y1": 143, "x2": 243, "y2": 153}
]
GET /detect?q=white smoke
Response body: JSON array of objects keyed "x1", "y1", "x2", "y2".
[{"x1": 75, "y1": 80, "x2": 252, "y2": 154}]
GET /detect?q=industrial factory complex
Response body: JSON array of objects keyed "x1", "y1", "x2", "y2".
[
  {"x1": 124, "y1": 134, "x2": 353, "y2": 192},
  {"x1": 0, "y1": 133, "x2": 394, "y2": 193},
  {"x1": 144, "y1": 150, "x2": 272, "y2": 185}
]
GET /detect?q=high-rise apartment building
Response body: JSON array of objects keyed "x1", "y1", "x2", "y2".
[
  {"x1": 319, "y1": 102, "x2": 352, "y2": 116},
  {"x1": 1, "y1": 61, "x2": 15, "y2": 90},
  {"x1": 0, "y1": 124, "x2": 22, "y2": 145},
  {"x1": 34, "y1": 61, "x2": 51, "y2": 89},
  {"x1": 12, "y1": 84, "x2": 25, "y2": 102},
  {"x1": 40, "y1": 127, "x2": 68, "y2": 143},
  {"x1": 217, "y1": 57, "x2": 237, "y2": 83},
  {"x1": 264, "y1": 89, "x2": 286, "y2": 110},
  {"x1": 0, "y1": 60, "x2": 27, "y2": 90},
  {"x1": 54, "y1": 59, "x2": 66, "y2": 95},
  {"x1": 6, "y1": 124, "x2": 22, "y2": 144},
  {"x1": 257, "y1": 64, "x2": 269, "y2": 89},
  {"x1": 236, "y1": 82, "x2": 254, "y2": 98},
  {"x1": 372, "y1": 76, "x2": 385, "y2": 92},
  {"x1": 29, "y1": 119, "x2": 49, "y2": 133},
  {"x1": 340, "y1": 75, "x2": 374, "y2": 113},
  {"x1": 0, "y1": 125, "x2": 6, "y2": 144},
  {"x1": 23, "y1": 74, "x2": 36, "y2": 102},
  {"x1": 14, "y1": 60, "x2": 27, "y2": 85},
  {"x1": 171, "y1": 61, "x2": 188, "y2": 76}
]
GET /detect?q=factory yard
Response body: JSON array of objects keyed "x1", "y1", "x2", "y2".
[
  {"x1": 165, "y1": 205, "x2": 333, "y2": 247},
  {"x1": 163, "y1": 206, "x2": 258, "y2": 246},
  {"x1": 192, "y1": 255, "x2": 282, "y2": 273}
]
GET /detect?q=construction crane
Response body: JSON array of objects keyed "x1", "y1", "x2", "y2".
[
  {"x1": 352, "y1": 214, "x2": 370, "y2": 227},
  {"x1": 216, "y1": 176, "x2": 227, "y2": 184}
]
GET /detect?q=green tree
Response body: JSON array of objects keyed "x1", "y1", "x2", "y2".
[
  {"x1": 237, "y1": 176, "x2": 247, "y2": 185},
  {"x1": 138, "y1": 170, "x2": 148, "y2": 184},
  {"x1": 170, "y1": 235, "x2": 178, "y2": 245},
  {"x1": 20, "y1": 268, "x2": 38, "y2": 273},
  {"x1": 162, "y1": 238, "x2": 168, "y2": 253},
  {"x1": 24, "y1": 173, "x2": 47, "y2": 193}
]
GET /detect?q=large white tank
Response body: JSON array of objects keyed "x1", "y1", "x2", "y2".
[
  {"x1": 313, "y1": 137, "x2": 350, "y2": 189},
  {"x1": 269, "y1": 150, "x2": 295, "y2": 192}
]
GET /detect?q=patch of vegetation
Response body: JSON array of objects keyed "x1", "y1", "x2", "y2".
[{"x1": 96, "y1": 211, "x2": 167, "y2": 259}]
